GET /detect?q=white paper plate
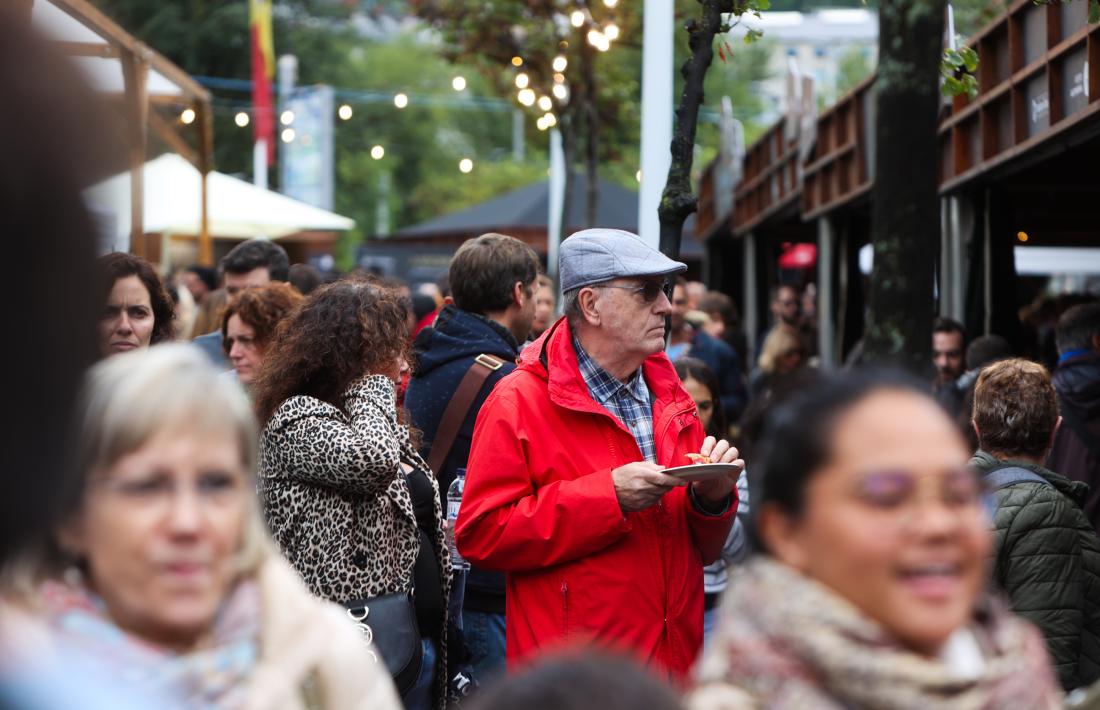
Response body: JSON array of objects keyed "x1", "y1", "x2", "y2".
[{"x1": 664, "y1": 463, "x2": 740, "y2": 482}]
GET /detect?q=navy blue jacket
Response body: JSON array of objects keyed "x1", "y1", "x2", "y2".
[
  {"x1": 405, "y1": 305, "x2": 519, "y2": 614},
  {"x1": 688, "y1": 330, "x2": 746, "y2": 422}
]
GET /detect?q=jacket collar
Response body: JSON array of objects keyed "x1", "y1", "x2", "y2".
[
  {"x1": 971, "y1": 449, "x2": 1088, "y2": 503},
  {"x1": 524, "y1": 318, "x2": 693, "y2": 416}
]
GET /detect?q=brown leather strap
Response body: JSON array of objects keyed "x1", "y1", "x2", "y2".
[{"x1": 426, "y1": 354, "x2": 505, "y2": 475}]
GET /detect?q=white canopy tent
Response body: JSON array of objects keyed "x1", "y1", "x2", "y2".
[{"x1": 88, "y1": 154, "x2": 354, "y2": 252}]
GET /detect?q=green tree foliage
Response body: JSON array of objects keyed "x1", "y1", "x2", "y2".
[{"x1": 91, "y1": 0, "x2": 538, "y2": 267}]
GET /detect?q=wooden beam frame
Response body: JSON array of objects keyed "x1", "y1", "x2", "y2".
[
  {"x1": 148, "y1": 110, "x2": 199, "y2": 168},
  {"x1": 43, "y1": 0, "x2": 214, "y2": 264},
  {"x1": 47, "y1": 0, "x2": 209, "y2": 103},
  {"x1": 120, "y1": 49, "x2": 148, "y2": 257}
]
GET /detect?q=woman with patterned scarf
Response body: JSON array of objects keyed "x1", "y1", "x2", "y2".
[
  {"x1": 689, "y1": 369, "x2": 1061, "y2": 709},
  {"x1": 2, "y1": 346, "x2": 400, "y2": 709}
]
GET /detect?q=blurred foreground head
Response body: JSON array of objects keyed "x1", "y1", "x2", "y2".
[
  {"x1": 0, "y1": 11, "x2": 116, "y2": 564},
  {"x1": 467, "y1": 653, "x2": 682, "y2": 710},
  {"x1": 18, "y1": 345, "x2": 266, "y2": 649},
  {"x1": 752, "y1": 369, "x2": 989, "y2": 654}
]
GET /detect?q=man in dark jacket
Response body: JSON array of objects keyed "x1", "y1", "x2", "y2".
[
  {"x1": 970, "y1": 358, "x2": 1100, "y2": 690},
  {"x1": 1047, "y1": 303, "x2": 1100, "y2": 535},
  {"x1": 405, "y1": 232, "x2": 540, "y2": 682},
  {"x1": 667, "y1": 278, "x2": 746, "y2": 422}
]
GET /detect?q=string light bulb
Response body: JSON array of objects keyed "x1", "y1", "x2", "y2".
[
  {"x1": 538, "y1": 95, "x2": 553, "y2": 111},
  {"x1": 280, "y1": 110, "x2": 294, "y2": 126},
  {"x1": 459, "y1": 158, "x2": 474, "y2": 173},
  {"x1": 281, "y1": 127, "x2": 295, "y2": 143},
  {"x1": 605, "y1": 23, "x2": 620, "y2": 41},
  {"x1": 338, "y1": 104, "x2": 353, "y2": 120},
  {"x1": 536, "y1": 115, "x2": 549, "y2": 131},
  {"x1": 518, "y1": 88, "x2": 536, "y2": 106},
  {"x1": 452, "y1": 76, "x2": 467, "y2": 91},
  {"x1": 552, "y1": 84, "x2": 568, "y2": 100},
  {"x1": 543, "y1": 112, "x2": 557, "y2": 127},
  {"x1": 604, "y1": 0, "x2": 618, "y2": 6},
  {"x1": 180, "y1": 108, "x2": 196, "y2": 124},
  {"x1": 570, "y1": 10, "x2": 585, "y2": 27},
  {"x1": 515, "y1": 73, "x2": 529, "y2": 89},
  {"x1": 394, "y1": 93, "x2": 408, "y2": 109},
  {"x1": 552, "y1": 55, "x2": 568, "y2": 72},
  {"x1": 234, "y1": 111, "x2": 250, "y2": 127},
  {"x1": 371, "y1": 145, "x2": 385, "y2": 160},
  {"x1": 511, "y1": 56, "x2": 523, "y2": 66}
]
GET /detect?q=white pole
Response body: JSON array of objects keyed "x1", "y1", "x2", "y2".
[
  {"x1": 547, "y1": 128, "x2": 566, "y2": 286},
  {"x1": 638, "y1": 0, "x2": 674, "y2": 250},
  {"x1": 254, "y1": 138, "x2": 268, "y2": 189}
]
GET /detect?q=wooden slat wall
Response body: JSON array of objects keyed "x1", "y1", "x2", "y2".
[{"x1": 700, "y1": 0, "x2": 1098, "y2": 232}]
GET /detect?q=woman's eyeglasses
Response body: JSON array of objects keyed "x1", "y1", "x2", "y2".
[
  {"x1": 851, "y1": 468, "x2": 988, "y2": 527},
  {"x1": 594, "y1": 279, "x2": 672, "y2": 303}
]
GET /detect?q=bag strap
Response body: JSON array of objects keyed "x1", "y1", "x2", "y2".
[
  {"x1": 1058, "y1": 393, "x2": 1100, "y2": 459},
  {"x1": 986, "y1": 466, "x2": 1053, "y2": 491},
  {"x1": 426, "y1": 353, "x2": 505, "y2": 474}
]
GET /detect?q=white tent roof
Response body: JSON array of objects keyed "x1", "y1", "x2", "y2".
[
  {"x1": 32, "y1": 0, "x2": 185, "y2": 99},
  {"x1": 87, "y1": 154, "x2": 354, "y2": 249}
]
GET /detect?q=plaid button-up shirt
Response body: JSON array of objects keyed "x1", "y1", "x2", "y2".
[{"x1": 573, "y1": 336, "x2": 656, "y2": 463}]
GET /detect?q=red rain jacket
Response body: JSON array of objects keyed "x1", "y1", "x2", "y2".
[{"x1": 455, "y1": 318, "x2": 737, "y2": 680}]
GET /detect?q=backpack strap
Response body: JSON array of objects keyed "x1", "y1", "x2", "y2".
[
  {"x1": 425, "y1": 354, "x2": 505, "y2": 475},
  {"x1": 986, "y1": 466, "x2": 1053, "y2": 491},
  {"x1": 983, "y1": 466, "x2": 1054, "y2": 518}
]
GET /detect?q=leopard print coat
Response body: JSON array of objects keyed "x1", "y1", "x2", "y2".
[{"x1": 259, "y1": 374, "x2": 451, "y2": 705}]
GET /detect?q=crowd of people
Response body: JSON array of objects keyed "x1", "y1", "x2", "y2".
[{"x1": 9, "y1": 13, "x2": 1100, "y2": 710}]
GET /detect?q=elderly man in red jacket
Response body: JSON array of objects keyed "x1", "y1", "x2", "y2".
[{"x1": 455, "y1": 228, "x2": 742, "y2": 680}]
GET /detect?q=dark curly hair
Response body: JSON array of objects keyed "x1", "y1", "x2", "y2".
[
  {"x1": 254, "y1": 278, "x2": 410, "y2": 424},
  {"x1": 98, "y1": 252, "x2": 175, "y2": 345},
  {"x1": 221, "y1": 282, "x2": 303, "y2": 355}
]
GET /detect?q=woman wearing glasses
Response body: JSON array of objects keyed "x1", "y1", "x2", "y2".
[
  {"x1": 690, "y1": 370, "x2": 1060, "y2": 708},
  {"x1": 3, "y1": 346, "x2": 400, "y2": 709}
]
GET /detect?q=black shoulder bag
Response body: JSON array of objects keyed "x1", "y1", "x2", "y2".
[{"x1": 344, "y1": 588, "x2": 422, "y2": 695}]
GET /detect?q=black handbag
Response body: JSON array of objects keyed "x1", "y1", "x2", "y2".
[{"x1": 344, "y1": 590, "x2": 423, "y2": 695}]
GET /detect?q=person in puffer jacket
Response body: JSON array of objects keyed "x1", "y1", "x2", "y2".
[{"x1": 970, "y1": 358, "x2": 1100, "y2": 691}]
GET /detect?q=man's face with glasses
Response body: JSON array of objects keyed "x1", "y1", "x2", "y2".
[{"x1": 587, "y1": 275, "x2": 673, "y2": 361}]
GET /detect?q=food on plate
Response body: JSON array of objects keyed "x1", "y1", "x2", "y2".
[{"x1": 685, "y1": 453, "x2": 713, "y2": 465}]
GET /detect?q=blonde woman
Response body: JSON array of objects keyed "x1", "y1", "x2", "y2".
[
  {"x1": 3, "y1": 345, "x2": 399, "y2": 710},
  {"x1": 749, "y1": 325, "x2": 805, "y2": 399}
]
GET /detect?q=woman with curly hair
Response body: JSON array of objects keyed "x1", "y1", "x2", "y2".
[
  {"x1": 253, "y1": 278, "x2": 450, "y2": 710},
  {"x1": 221, "y1": 282, "x2": 303, "y2": 387},
  {"x1": 97, "y1": 252, "x2": 175, "y2": 357}
]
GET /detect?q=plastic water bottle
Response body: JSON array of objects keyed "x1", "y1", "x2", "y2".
[{"x1": 447, "y1": 469, "x2": 470, "y2": 571}]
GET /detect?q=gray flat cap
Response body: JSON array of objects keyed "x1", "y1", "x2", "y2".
[{"x1": 559, "y1": 228, "x2": 687, "y2": 292}]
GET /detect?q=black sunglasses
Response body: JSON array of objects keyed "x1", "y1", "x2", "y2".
[{"x1": 595, "y1": 279, "x2": 672, "y2": 303}]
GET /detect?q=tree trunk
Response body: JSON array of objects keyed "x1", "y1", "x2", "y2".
[
  {"x1": 561, "y1": 108, "x2": 577, "y2": 240},
  {"x1": 862, "y1": 0, "x2": 945, "y2": 373},
  {"x1": 580, "y1": 40, "x2": 599, "y2": 227},
  {"x1": 657, "y1": 0, "x2": 730, "y2": 260}
]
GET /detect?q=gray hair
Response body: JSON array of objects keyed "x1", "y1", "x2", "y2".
[
  {"x1": 77, "y1": 344, "x2": 258, "y2": 480},
  {"x1": 562, "y1": 287, "x2": 583, "y2": 326},
  {"x1": 1056, "y1": 303, "x2": 1100, "y2": 355}
]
